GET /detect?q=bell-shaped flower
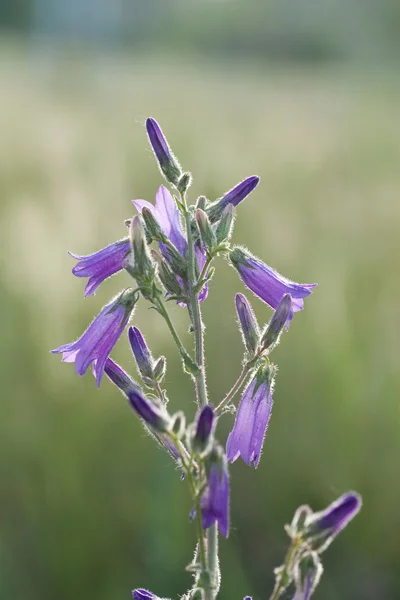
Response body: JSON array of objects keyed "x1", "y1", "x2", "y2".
[
  {"x1": 230, "y1": 247, "x2": 316, "y2": 324},
  {"x1": 226, "y1": 365, "x2": 275, "y2": 468},
  {"x1": 128, "y1": 326, "x2": 154, "y2": 380},
  {"x1": 133, "y1": 185, "x2": 208, "y2": 302},
  {"x1": 51, "y1": 290, "x2": 138, "y2": 386},
  {"x1": 200, "y1": 452, "x2": 230, "y2": 538},
  {"x1": 70, "y1": 238, "x2": 130, "y2": 297},
  {"x1": 146, "y1": 117, "x2": 182, "y2": 186}
]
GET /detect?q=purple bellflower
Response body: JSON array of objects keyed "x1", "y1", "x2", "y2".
[
  {"x1": 52, "y1": 290, "x2": 137, "y2": 387},
  {"x1": 304, "y1": 492, "x2": 362, "y2": 553},
  {"x1": 200, "y1": 457, "x2": 230, "y2": 538},
  {"x1": 226, "y1": 365, "x2": 275, "y2": 468},
  {"x1": 192, "y1": 405, "x2": 215, "y2": 455},
  {"x1": 146, "y1": 117, "x2": 182, "y2": 186},
  {"x1": 105, "y1": 358, "x2": 170, "y2": 432},
  {"x1": 128, "y1": 326, "x2": 154, "y2": 380},
  {"x1": 132, "y1": 589, "x2": 162, "y2": 600},
  {"x1": 235, "y1": 293, "x2": 260, "y2": 355},
  {"x1": 207, "y1": 176, "x2": 260, "y2": 223},
  {"x1": 230, "y1": 247, "x2": 316, "y2": 324},
  {"x1": 69, "y1": 238, "x2": 130, "y2": 297},
  {"x1": 133, "y1": 185, "x2": 208, "y2": 302}
]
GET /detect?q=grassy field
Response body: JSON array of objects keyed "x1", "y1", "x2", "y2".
[{"x1": 0, "y1": 44, "x2": 399, "y2": 600}]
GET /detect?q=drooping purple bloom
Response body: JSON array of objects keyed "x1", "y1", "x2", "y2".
[
  {"x1": 261, "y1": 293, "x2": 293, "y2": 350},
  {"x1": 207, "y1": 176, "x2": 260, "y2": 222},
  {"x1": 304, "y1": 492, "x2": 362, "y2": 553},
  {"x1": 226, "y1": 366, "x2": 275, "y2": 468},
  {"x1": 146, "y1": 117, "x2": 182, "y2": 185},
  {"x1": 200, "y1": 461, "x2": 230, "y2": 538},
  {"x1": 132, "y1": 589, "x2": 161, "y2": 600},
  {"x1": 133, "y1": 186, "x2": 208, "y2": 302},
  {"x1": 235, "y1": 293, "x2": 260, "y2": 354},
  {"x1": 70, "y1": 238, "x2": 130, "y2": 297},
  {"x1": 52, "y1": 291, "x2": 137, "y2": 386},
  {"x1": 129, "y1": 326, "x2": 154, "y2": 379},
  {"x1": 105, "y1": 358, "x2": 170, "y2": 432},
  {"x1": 230, "y1": 247, "x2": 316, "y2": 324}
]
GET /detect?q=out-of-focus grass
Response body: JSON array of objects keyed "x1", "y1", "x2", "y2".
[{"x1": 0, "y1": 44, "x2": 399, "y2": 600}]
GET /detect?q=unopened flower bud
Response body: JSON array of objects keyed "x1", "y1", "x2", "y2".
[
  {"x1": 289, "y1": 504, "x2": 313, "y2": 537},
  {"x1": 146, "y1": 117, "x2": 182, "y2": 185},
  {"x1": 196, "y1": 195, "x2": 207, "y2": 211},
  {"x1": 129, "y1": 216, "x2": 155, "y2": 285},
  {"x1": 141, "y1": 207, "x2": 167, "y2": 243},
  {"x1": 153, "y1": 356, "x2": 166, "y2": 382},
  {"x1": 207, "y1": 175, "x2": 259, "y2": 223},
  {"x1": 151, "y1": 250, "x2": 185, "y2": 297},
  {"x1": 215, "y1": 204, "x2": 235, "y2": 244},
  {"x1": 261, "y1": 294, "x2": 293, "y2": 352},
  {"x1": 128, "y1": 326, "x2": 154, "y2": 379},
  {"x1": 235, "y1": 293, "x2": 260, "y2": 355},
  {"x1": 170, "y1": 411, "x2": 186, "y2": 439},
  {"x1": 293, "y1": 552, "x2": 323, "y2": 600},
  {"x1": 303, "y1": 492, "x2": 362, "y2": 554},
  {"x1": 196, "y1": 209, "x2": 216, "y2": 253},
  {"x1": 192, "y1": 405, "x2": 215, "y2": 455},
  {"x1": 177, "y1": 172, "x2": 192, "y2": 194}
]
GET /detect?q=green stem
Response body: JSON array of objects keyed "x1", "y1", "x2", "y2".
[
  {"x1": 198, "y1": 254, "x2": 213, "y2": 286},
  {"x1": 155, "y1": 295, "x2": 192, "y2": 362},
  {"x1": 215, "y1": 363, "x2": 251, "y2": 415},
  {"x1": 268, "y1": 537, "x2": 301, "y2": 600}
]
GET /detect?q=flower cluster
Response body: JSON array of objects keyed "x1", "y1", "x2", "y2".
[{"x1": 52, "y1": 117, "x2": 360, "y2": 599}]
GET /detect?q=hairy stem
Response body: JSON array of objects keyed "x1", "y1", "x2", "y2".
[
  {"x1": 155, "y1": 296, "x2": 194, "y2": 364},
  {"x1": 268, "y1": 537, "x2": 301, "y2": 600},
  {"x1": 215, "y1": 363, "x2": 251, "y2": 415}
]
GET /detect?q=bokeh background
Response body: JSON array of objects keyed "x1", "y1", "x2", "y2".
[{"x1": 1, "y1": 2, "x2": 400, "y2": 599}]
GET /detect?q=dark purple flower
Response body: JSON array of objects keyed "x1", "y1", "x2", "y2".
[
  {"x1": 304, "y1": 492, "x2": 361, "y2": 552},
  {"x1": 200, "y1": 460, "x2": 230, "y2": 538},
  {"x1": 230, "y1": 247, "x2": 316, "y2": 324},
  {"x1": 133, "y1": 186, "x2": 208, "y2": 303},
  {"x1": 146, "y1": 117, "x2": 182, "y2": 185},
  {"x1": 226, "y1": 366, "x2": 275, "y2": 468},
  {"x1": 192, "y1": 405, "x2": 214, "y2": 454},
  {"x1": 105, "y1": 358, "x2": 170, "y2": 432},
  {"x1": 235, "y1": 293, "x2": 260, "y2": 354},
  {"x1": 52, "y1": 291, "x2": 137, "y2": 386},
  {"x1": 70, "y1": 238, "x2": 130, "y2": 297},
  {"x1": 129, "y1": 326, "x2": 154, "y2": 379},
  {"x1": 207, "y1": 176, "x2": 259, "y2": 222},
  {"x1": 132, "y1": 589, "x2": 161, "y2": 600},
  {"x1": 261, "y1": 293, "x2": 293, "y2": 350}
]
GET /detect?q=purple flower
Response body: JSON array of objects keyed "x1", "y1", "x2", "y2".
[
  {"x1": 146, "y1": 117, "x2": 182, "y2": 185},
  {"x1": 207, "y1": 176, "x2": 260, "y2": 222},
  {"x1": 230, "y1": 247, "x2": 316, "y2": 324},
  {"x1": 52, "y1": 290, "x2": 137, "y2": 386},
  {"x1": 293, "y1": 552, "x2": 323, "y2": 600},
  {"x1": 200, "y1": 460, "x2": 230, "y2": 538},
  {"x1": 304, "y1": 492, "x2": 362, "y2": 553},
  {"x1": 192, "y1": 405, "x2": 215, "y2": 455},
  {"x1": 129, "y1": 326, "x2": 154, "y2": 379},
  {"x1": 226, "y1": 366, "x2": 275, "y2": 468},
  {"x1": 133, "y1": 186, "x2": 208, "y2": 302},
  {"x1": 70, "y1": 238, "x2": 130, "y2": 297},
  {"x1": 260, "y1": 293, "x2": 293, "y2": 350},
  {"x1": 105, "y1": 358, "x2": 170, "y2": 432},
  {"x1": 132, "y1": 589, "x2": 161, "y2": 600},
  {"x1": 235, "y1": 293, "x2": 260, "y2": 354}
]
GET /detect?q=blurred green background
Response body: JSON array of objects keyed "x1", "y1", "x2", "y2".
[{"x1": 1, "y1": 2, "x2": 400, "y2": 599}]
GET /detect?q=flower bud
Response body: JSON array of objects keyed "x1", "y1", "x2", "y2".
[
  {"x1": 303, "y1": 492, "x2": 362, "y2": 554},
  {"x1": 170, "y1": 411, "x2": 186, "y2": 439},
  {"x1": 196, "y1": 195, "x2": 207, "y2": 211},
  {"x1": 128, "y1": 326, "x2": 154, "y2": 380},
  {"x1": 153, "y1": 356, "x2": 166, "y2": 382},
  {"x1": 260, "y1": 294, "x2": 293, "y2": 352},
  {"x1": 196, "y1": 209, "x2": 216, "y2": 253},
  {"x1": 192, "y1": 405, "x2": 215, "y2": 455},
  {"x1": 235, "y1": 293, "x2": 260, "y2": 355},
  {"x1": 141, "y1": 207, "x2": 167, "y2": 243},
  {"x1": 177, "y1": 171, "x2": 192, "y2": 194},
  {"x1": 146, "y1": 117, "x2": 182, "y2": 185},
  {"x1": 129, "y1": 216, "x2": 155, "y2": 284},
  {"x1": 207, "y1": 175, "x2": 259, "y2": 223},
  {"x1": 288, "y1": 504, "x2": 313, "y2": 537},
  {"x1": 215, "y1": 204, "x2": 235, "y2": 244},
  {"x1": 151, "y1": 250, "x2": 185, "y2": 297},
  {"x1": 293, "y1": 552, "x2": 323, "y2": 600}
]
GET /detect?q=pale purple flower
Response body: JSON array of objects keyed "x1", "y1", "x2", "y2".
[
  {"x1": 207, "y1": 176, "x2": 260, "y2": 222},
  {"x1": 105, "y1": 358, "x2": 170, "y2": 432},
  {"x1": 52, "y1": 291, "x2": 137, "y2": 386},
  {"x1": 230, "y1": 247, "x2": 316, "y2": 324},
  {"x1": 200, "y1": 461, "x2": 230, "y2": 538},
  {"x1": 70, "y1": 238, "x2": 130, "y2": 297},
  {"x1": 226, "y1": 366, "x2": 275, "y2": 468},
  {"x1": 133, "y1": 186, "x2": 208, "y2": 302}
]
